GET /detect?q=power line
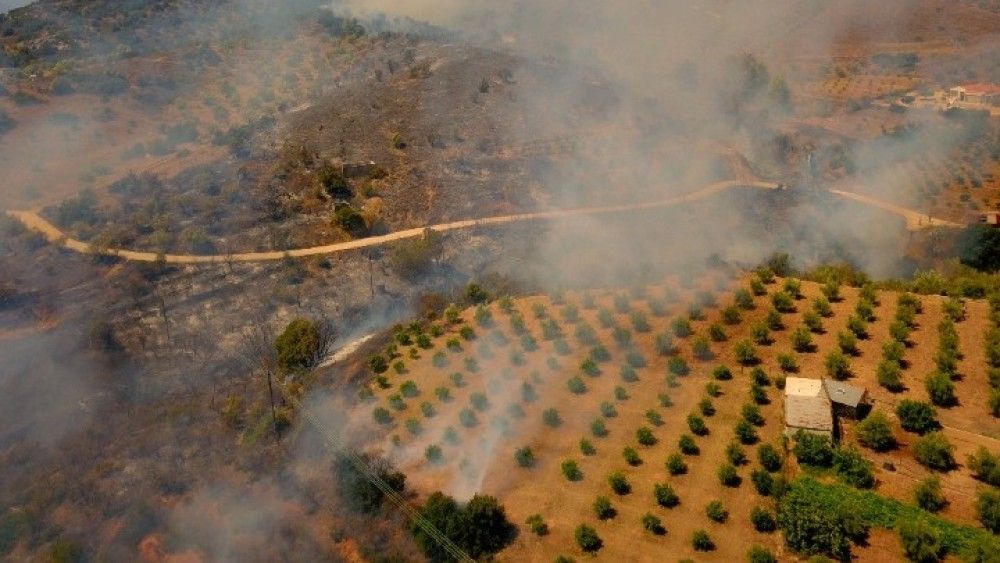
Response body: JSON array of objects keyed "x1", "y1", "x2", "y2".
[{"x1": 284, "y1": 392, "x2": 474, "y2": 563}]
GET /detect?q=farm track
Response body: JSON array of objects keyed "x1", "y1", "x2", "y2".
[
  {"x1": 5, "y1": 179, "x2": 963, "y2": 264},
  {"x1": 5, "y1": 180, "x2": 780, "y2": 264}
]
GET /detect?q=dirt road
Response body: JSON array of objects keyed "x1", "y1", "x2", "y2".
[
  {"x1": 828, "y1": 188, "x2": 965, "y2": 230},
  {"x1": 5, "y1": 179, "x2": 780, "y2": 264}
]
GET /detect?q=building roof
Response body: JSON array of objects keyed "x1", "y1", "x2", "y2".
[
  {"x1": 785, "y1": 377, "x2": 825, "y2": 398},
  {"x1": 959, "y1": 83, "x2": 1000, "y2": 96},
  {"x1": 785, "y1": 394, "x2": 834, "y2": 433},
  {"x1": 823, "y1": 380, "x2": 867, "y2": 408}
]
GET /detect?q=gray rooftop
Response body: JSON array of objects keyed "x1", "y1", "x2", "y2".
[{"x1": 823, "y1": 379, "x2": 867, "y2": 408}]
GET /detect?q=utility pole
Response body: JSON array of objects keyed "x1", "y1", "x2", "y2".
[{"x1": 368, "y1": 251, "x2": 375, "y2": 299}]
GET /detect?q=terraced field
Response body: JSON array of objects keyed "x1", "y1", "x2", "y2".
[{"x1": 358, "y1": 269, "x2": 1000, "y2": 561}]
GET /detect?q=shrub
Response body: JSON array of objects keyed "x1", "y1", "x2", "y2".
[
  {"x1": 758, "y1": 444, "x2": 783, "y2": 472},
  {"x1": 699, "y1": 397, "x2": 716, "y2": 416},
  {"x1": 631, "y1": 311, "x2": 650, "y2": 332},
  {"x1": 692, "y1": 529, "x2": 714, "y2": 551},
  {"x1": 706, "y1": 500, "x2": 728, "y2": 522},
  {"x1": 420, "y1": 402, "x2": 435, "y2": 418},
  {"x1": 654, "y1": 332, "x2": 675, "y2": 355},
  {"x1": 373, "y1": 407, "x2": 392, "y2": 425},
  {"x1": 914, "y1": 476, "x2": 946, "y2": 513},
  {"x1": 470, "y1": 392, "x2": 489, "y2": 411},
  {"x1": 735, "y1": 288, "x2": 755, "y2": 309},
  {"x1": 856, "y1": 411, "x2": 896, "y2": 451},
  {"x1": 274, "y1": 318, "x2": 325, "y2": 373},
  {"x1": 679, "y1": 434, "x2": 700, "y2": 455},
  {"x1": 369, "y1": 355, "x2": 389, "y2": 374},
  {"x1": 925, "y1": 372, "x2": 956, "y2": 407},
  {"x1": 614, "y1": 386, "x2": 629, "y2": 400},
  {"x1": 693, "y1": 336, "x2": 714, "y2": 360},
  {"x1": 590, "y1": 418, "x2": 608, "y2": 437},
  {"x1": 813, "y1": 295, "x2": 833, "y2": 317},
  {"x1": 837, "y1": 330, "x2": 859, "y2": 356},
  {"x1": 543, "y1": 408, "x2": 562, "y2": 428},
  {"x1": 713, "y1": 365, "x2": 733, "y2": 381},
  {"x1": 637, "y1": 426, "x2": 657, "y2": 446},
  {"x1": 645, "y1": 409, "x2": 664, "y2": 426},
  {"x1": 877, "y1": 360, "x2": 904, "y2": 392},
  {"x1": 709, "y1": 323, "x2": 727, "y2": 342},
  {"x1": 890, "y1": 320, "x2": 912, "y2": 344},
  {"x1": 600, "y1": 401, "x2": 618, "y2": 418},
  {"x1": 976, "y1": 489, "x2": 1000, "y2": 533},
  {"x1": 625, "y1": 349, "x2": 647, "y2": 368},
  {"x1": 898, "y1": 518, "x2": 943, "y2": 563},
  {"x1": 688, "y1": 305, "x2": 705, "y2": 321},
  {"x1": 777, "y1": 352, "x2": 798, "y2": 373},
  {"x1": 667, "y1": 453, "x2": 688, "y2": 475},
  {"x1": 822, "y1": 279, "x2": 841, "y2": 302},
  {"x1": 793, "y1": 431, "x2": 834, "y2": 467},
  {"x1": 722, "y1": 305, "x2": 742, "y2": 325},
  {"x1": 855, "y1": 300, "x2": 875, "y2": 322},
  {"x1": 750, "y1": 384, "x2": 772, "y2": 405},
  {"x1": 575, "y1": 323, "x2": 598, "y2": 346},
  {"x1": 435, "y1": 387, "x2": 451, "y2": 401},
  {"x1": 705, "y1": 382, "x2": 722, "y2": 397},
  {"x1": 751, "y1": 469, "x2": 775, "y2": 496},
  {"x1": 742, "y1": 403, "x2": 764, "y2": 426},
  {"x1": 672, "y1": 317, "x2": 693, "y2": 338},
  {"x1": 804, "y1": 311, "x2": 824, "y2": 333},
  {"x1": 654, "y1": 482, "x2": 680, "y2": 507},
  {"x1": 968, "y1": 447, "x2": 1000, "y2": 486},
  {"x1": 751, "y1": 278, "x2": 767, "y2": 296},
  {"x1": 688, "y1": 414, "x2": 708, "y2": 436},
  {"x1": 659, "y1": 392, "x2": 674, "y2": 407},
  {"x1": 567, "y1": 376, "x2": 587, "y2": 395},
  {"x1": 641, "y1": 513, "x2": 666, "y2": 535},
  {"x1": 766, "y1": 309, "x2": 784, "y2": 331},
  {"x1": 515, "y1": 447, "x2": 535, "y2": 468},
  {"x1": 825, "y1": 349, "x2": 850, "y2": 380},
  {"x1": 750, "y1": 507, "x2": 777, "y2": 532},
  {"x1": 425, "y1": 444, "x2": 443, "y2": 464},
  {"x1": 772, "y1": 291, "x2": 795, "y2": 313},
  {"x1": 561, "y1": 460, "x2": 582, "y2": 481},
  {"x1": 389, "y1": 394, "x2": 406, "y2": 411},
  {"x1": 735, "y1": 420, "x2": 759, "y2": 444},
  {"x1": 718, "y1": 463, "x2": 741, "y2": 487},
  {"x1": 580, "y1": 438, "x2": 596, "y2": 456},
  {"x1": 735, "y1": 340, "x2": 759, "y2": 365},
  {"x1": 608, "y1": 471, "x2": 631, "y2": 495},
  {"x1": 459, "y1": 408, "x2": 478, "y2": 428},
  {"x1": 521, "y1": 383, "x2": 537, "y2": 403},
  {"x1": 668, "y1": 356, "x2": 691, "y2": 376},
  {"x1": 623, "y1": 446, "x2": 642, "y2": 466},
  {"x1": 575, "y1": 524, "x2": 602, "y2": 553},
  {"x1": 580, "y1": 358, "x2": 600, "y2": 376},
  {"x1": 896, "y1": 400, "x2": 939, "y2": 434},
  {"x1": 748, "y1": 545, "x2": 777, "y2": 563},
  {"x1": 593, "y1": 495, "x2": 616, "y2": 520},
  {"x1": 913, "y1": 432, "x2": 955, "y2": 471},
  {"x1": 833, "y1": 447, "x2": 875, "y2": 489},
  {"x1": 520, "y1": 334, "x2": 536, "y2": 351},
  {"x1": 525, "y1": 514, "x2": 548, "y2": 536}
]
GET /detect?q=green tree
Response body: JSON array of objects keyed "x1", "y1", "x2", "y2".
[
  {"x1": 778, "y1": 481, "x2": 861, "y2": 561},
  {"x1": 898, "y1": 518, "x2": 943, "y2": 563},
  {"x1": 913, "y1": 432, "x2": 955, "y2": 471},
  {"x1": 976, "y1": 489, "x2": 1000, "y2": 533},
  {"x1": 896, "y1": 400, "x2": 939, "y2": 434},
  {"x1": 274, "y1": 318, "x2": 327, "y2": 373},
  {"x1": 913, "y1": 476, "x2": 946, "y2": 513},
  {"x1": 793, "y1": 431, "x2": 833, "y2": 467},
  {"x1": 575, "y1": 524, "x2": 602, "y2": 553},
  {"x1": 856, "y1": 411, "x2": 896, "y2": 451}
]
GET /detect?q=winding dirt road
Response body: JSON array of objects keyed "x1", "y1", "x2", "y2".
[
  {"x1": 5, "y1": 180, "x2": 780, "y2": 264},
  {"x1": 4, "y1": 179, "x2": 963, "y2": 264},
  {"x1": 828, "y1": 188, "x2": 965, "y2": 231}
]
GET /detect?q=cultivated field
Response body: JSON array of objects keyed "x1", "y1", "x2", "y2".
[{"x1": 359, "y1": 269, "x2": 1000, "y2": 561}]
